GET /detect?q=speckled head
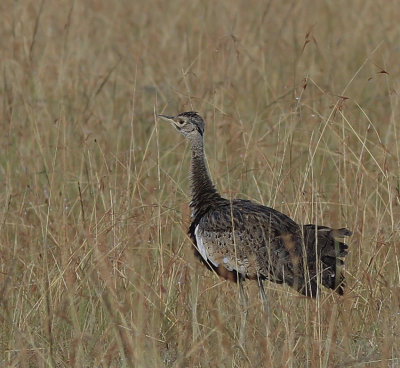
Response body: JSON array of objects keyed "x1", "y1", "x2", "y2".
[{"x1": 158, "y1": 111, "x2": 205, "y2": 139}]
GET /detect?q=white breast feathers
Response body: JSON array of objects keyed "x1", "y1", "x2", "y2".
[{"x1": 194, "y1": 225, "x2": 218, "y2": 267}]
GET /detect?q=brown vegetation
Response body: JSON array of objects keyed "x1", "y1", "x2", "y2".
[{"x1": 1, "y1": 0, "x2": 399, "y2": 366}]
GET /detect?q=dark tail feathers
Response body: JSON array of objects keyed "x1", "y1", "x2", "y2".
[{"x1": 301, "y1": 225, "x2": 352, "y2": 296}]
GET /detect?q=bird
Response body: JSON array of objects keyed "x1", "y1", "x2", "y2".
[{"x1": 158, "y1": 111, "x2": 351, "y2": 302}]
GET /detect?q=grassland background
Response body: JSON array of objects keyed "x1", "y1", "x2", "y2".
[{"x1": 1, "y1": 0, "x2": 400, "y2": 367}]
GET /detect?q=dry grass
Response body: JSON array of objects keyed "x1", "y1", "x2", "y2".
[{"x1": 1, "y1": 0, "x2": 400, "y2": 366}]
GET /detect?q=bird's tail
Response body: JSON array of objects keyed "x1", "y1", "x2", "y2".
[{"x1": 301, "y1": 225, "x2": 352, "y2": 297}]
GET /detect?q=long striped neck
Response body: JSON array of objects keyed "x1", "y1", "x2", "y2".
[{"x1": 189, "y1": 137, "x2": 223, "y2": 217}]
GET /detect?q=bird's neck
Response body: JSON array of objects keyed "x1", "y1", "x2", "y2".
[{"x1": 189, "y1": 139, "x2": 223, "y2": 217}]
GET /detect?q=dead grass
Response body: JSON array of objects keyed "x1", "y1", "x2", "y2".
[{"x1": 1, "y1": 0, "x2": 400, "y2": 366}]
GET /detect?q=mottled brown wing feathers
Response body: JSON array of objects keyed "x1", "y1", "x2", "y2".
[{"x1": 189, "y1": 199, "x2": 351, "y2": 296}]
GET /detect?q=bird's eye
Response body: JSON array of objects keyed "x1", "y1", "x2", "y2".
[{"x1": 177, "y1": 119, "x2": 185, "y2": 125}]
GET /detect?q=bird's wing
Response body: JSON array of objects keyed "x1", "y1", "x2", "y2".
[
  {"x1": 190, "y1": 199, "x2": 351, "y2": 296},
  {"x1": 194, "y1": 199, "x2": 303, "y2": 281}
]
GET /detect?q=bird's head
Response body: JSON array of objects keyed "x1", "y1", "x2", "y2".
[{"x1": 158, "y1": 111, "x2": 205, "y2": 141}]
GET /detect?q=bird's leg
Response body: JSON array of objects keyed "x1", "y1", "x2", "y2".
[
  {"x1": 238, "y1": 275, "x2": 248, "y2": 347},
  {"x1": 257, "y1": 276, "x2": 269, "y2": 314}
]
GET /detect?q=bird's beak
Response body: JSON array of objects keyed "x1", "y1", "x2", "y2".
[
  {"x1": 158, "y1": 114, "x2": 178, "y2": 127},
  {"x1": 158, "y1": 114, "x2": 174, "y2": 121}
]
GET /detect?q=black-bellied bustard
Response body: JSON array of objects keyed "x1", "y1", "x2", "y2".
[{"x1": 158, "y1": 111, "x2": 351, "y2": 321}]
